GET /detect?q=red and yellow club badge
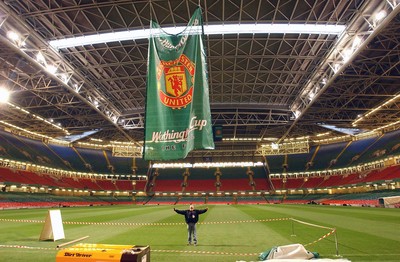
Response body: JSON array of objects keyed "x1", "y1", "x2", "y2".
[{"x1": 157, "y1": 54, "x2": 195, "y2": 109}]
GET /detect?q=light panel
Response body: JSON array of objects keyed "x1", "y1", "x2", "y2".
[{"x1": 49, "y1": 23, "x2": 346, "y2": 49}]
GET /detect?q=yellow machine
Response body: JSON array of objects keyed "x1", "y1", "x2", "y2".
[{"x1": 56, "y1": 243, "x2": 150, "y2": 262}]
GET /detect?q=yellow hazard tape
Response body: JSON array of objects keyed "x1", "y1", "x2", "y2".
[
  {"x1": 0, "y1": 217, "x2": 290, "y2": 226},
  {"x1": 0, "y1": 244, "x2": 259, "y2": 256},
  {"x1": 0, "y1": 217, "x2": 335, "y2": 250}
]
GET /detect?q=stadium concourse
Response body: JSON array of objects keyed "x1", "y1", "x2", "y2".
[{"x1": 0, "y1": 0, "x2": 400, "y2": 209}]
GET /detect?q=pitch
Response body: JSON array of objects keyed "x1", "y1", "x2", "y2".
[{"x1": 0, "y1": 204, "x2": 399, "y2": 261}]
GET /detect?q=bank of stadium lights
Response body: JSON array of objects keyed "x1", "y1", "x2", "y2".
[
  {"x1": 36, "y1": 52, "x2": 45, "y2": 64},
  {"x1": 110, "y1": 140, "x2": 142, "y2": 149},
  {"x1": 303, "y1": 6, "x2": 395, "y2": 127},
  {"x1": 260, "y1": 139, "x2": 309, "y2": 154},
  {"x1": 224, "y1": 133, "x2": 340, "y2": 145},
  {"x1": 152, "y1": 161, "x2": 264, "y2": 169},
  {"x1": 73, "y1": 84, "x2": 81, "y2": 93},
  {"x1": 316, "y1": 132, "x2": 330, "y2": 137},
  {"x1": 5, "y1": 102, "x2": 70, "y2": 135},
  {"x1": 327, "y1": 7, "x2": 392, "y2": 92},
  {"x1": 372, "y1": 10, "x2": 387, "y2": 27},
  {"x1": 110, "y1": 140, "x2": 138, "y2": 145},
  {"x1": 368, "y1": 120, "x2": 400, "y2": 133},
  {"x1": 77, "y1": 141, "x2": 109, "y2": 148},
  {"x1": 7, "y1": 30, "x2": 83, "y2": 99},
  {"x1": 313, "y1": 135, "x2": 350, "y2": 144},
  {"x1": 316, "y1": 120, "x2": 400, "y2": 144},
  {"x1": 349, "y1": 16, "x2": 398, "y2": 126},
  {"x1": 0, "y1": 120, "x2": 52, "y2": 140},
  {"x1": 152, "y1": 163, "x2": 192, "y2": 169},
  {"x1": 308, "y1": 90, "x2": 316, "y2": 101},
  {"x1": 6, "y1": 31, "x2": 26, "y2": 47},
  {"x1": 271, "y1": 143, "x2": 279, "y2": 150},
  {"x1": 48, "y1": 24, "x2": 346, "y2": 49},
  {"x1": 293, "y1": 110, "x2": 301, "y2": 119},
  {"x1": 111, "y1": 115, "x2": 118, "y2": 123},
  {"x1": 285, "y1": 136, "x2": 309, "y2": 141},
  {"x1": 0, "y1": 109, "x2": 70, "y2": 143},
  {"x1": 87, "y1": 95, "x2": 101, "y2": 108},
  {"x1": 35, "y1": 51, "x2": 63, "y2": 78},
  {"x1": 0, "y1": 87, "x2": 10, "y2": 103},
  {"x1": 334, "y1": 40, "x2": 360, "y2": 70},
  {"x1": 196, "y1": 161, "x2": 264, "y2": 168},
  {"x1": 223, "y1": 137, "x2": 263, "y2": 142},
  {"x1": 352, "y1": 94, "x2": 400, "y2": 127}
]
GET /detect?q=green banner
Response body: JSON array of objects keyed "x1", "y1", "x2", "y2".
[{"x1": 143, "y1": 8, "x2": 215, "y2": 161}]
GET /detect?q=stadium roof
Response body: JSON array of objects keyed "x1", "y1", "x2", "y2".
[{"x1": 0, "y1": 0, "x2": 399, "y2": 161}]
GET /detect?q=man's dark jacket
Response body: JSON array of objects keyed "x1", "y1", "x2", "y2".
[{"x1": 174, "y1": 208, "x2": 207, "y2": 224}]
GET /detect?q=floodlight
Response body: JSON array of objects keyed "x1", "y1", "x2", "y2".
[
  {"x1": 374, "y1": 10, "x2": 387, "y2": 23},
  {"x1": 0, "y1": 87, "x2": 10, "y2": 103},
  {"x1": 7, "y1": 31, "x2": 19, "y2": 41}
]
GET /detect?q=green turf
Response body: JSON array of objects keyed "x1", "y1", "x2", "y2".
[{"x1": 0, "y1": 204, "x2": 399, "y2": 261}]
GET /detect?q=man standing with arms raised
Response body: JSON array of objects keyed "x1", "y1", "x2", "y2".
[{"x1": 174, "y1": 204, "x2": 208, "y2": 246}]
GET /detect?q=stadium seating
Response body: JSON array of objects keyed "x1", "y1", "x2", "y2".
[
  {"x1": 74, "y1": 147, "x2": 110, "y2": 173},
  {"x1": 265, "y1": 155, "x2": 285, "y2": 173},
  {"x1": 270, "y1": 177, "x2": 285, "y2": 190},
  {"x1": 185, "y1": 179, "x2": 216, "y2": 191},
  {"x1": 105, "y1": 151, "x2": 135, "y2": 174},
  {"x1": 115, "y1": 180, "x2": 135, "y2": 191},
  {"x1": 0, "y1": 167, "x2": 34, "y2": 184},
  {"x1": 311, "y1": 142, "x2": 348, "y2": 170},
  {"x1": 134, "y1": 180, "x2": 147, "y2": 192},
  {"x1": 96, "y1": 179, "x2": 118, "y2": 191},
  {"x1": 47, "y1": 143, "x2": 88, "y2": 171},
  {"x1": 301, "y1": 176, "x2": 325, "y2": 188},
  {"x1": 353, "y1": 130, "x2": 400, "y2": 165},
  {"x1": 0, "y1": 131, "x2": 34, "y2": 162},
  {"x1": 286, "y1": 147, "x2": 316, "y2": 172},
  {"x1": 1, "y1": 128, "x2": 400, "y2": 209},
  {"x1": 154, "y1": 179, "x2": 183, "y2": 192},
  {"x1": 335, "y1": 137, "x2": 379, "y2": 167},
  {"x1": 285, "y1": 177, "x2": 305, "y2": 189}
]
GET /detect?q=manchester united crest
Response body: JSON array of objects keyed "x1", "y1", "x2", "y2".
[{"x1": 157, "y1": 54, "x2": 195, "y2": 109}]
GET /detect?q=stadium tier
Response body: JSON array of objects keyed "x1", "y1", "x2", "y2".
[
  {"x1": 311, "y1": 142, "x2": 348, "y2": 170},
  {"x1": 286, "y1": 147, "x2": 316, "y2": 172},
  {"x1": 47, "y1": 143, "x2": 89, "y2": 171},
  {"x1": 0, "y1": 128, "x2": 400, "y2": 209}
]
